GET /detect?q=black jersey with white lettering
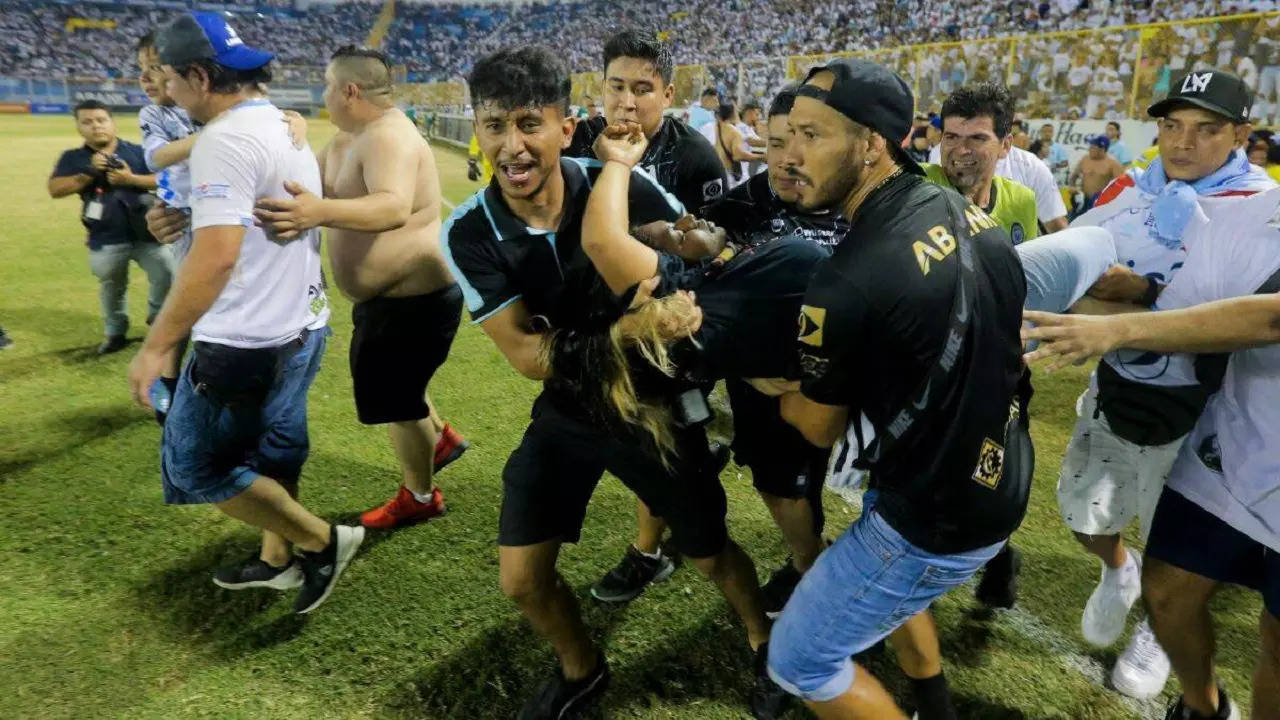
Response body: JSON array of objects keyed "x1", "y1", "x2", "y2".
[
  {"x1": 798, "y1": 173, "x2": 1030, "y2": 553},
  {"x1": 702, "y1": 170, "x2": 850, "y2": 250},
  {"x1": 568, "y1": 115, "x2": 727, "y2": 214}
]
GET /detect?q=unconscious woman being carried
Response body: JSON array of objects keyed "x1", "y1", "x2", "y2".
[{"x1": 554, "y1": 121, "x2": 1120, "y2": 459}]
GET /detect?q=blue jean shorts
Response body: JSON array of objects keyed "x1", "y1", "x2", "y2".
[
  {"x1": 161, "y1": 327, "x2": 329, "y2": 505},
  {"x1": 767, "y1": 495, "x2": 1004, "y2": 702}
]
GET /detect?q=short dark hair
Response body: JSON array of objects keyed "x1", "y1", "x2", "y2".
[
  {"x1": 701, "y1": 87, "x2": 719, "y2": 99},
  {"x1": 1028, "y1": 139, "x2": 1044, "y2": 156},
  {"x1": 173, "y1": 58, "x2": 272, "y2": 94},
  {"x1": 767, "y1": 83, "x2": 797, "y2": 118},
  {"x1": 469, "y1": 46, "x2": 570, "y2": 115},
  {"x1": 330, "y1": 45, "x2": 393, "y2": 97},
  {"x1": 602, "y1": 29, "x2": 673, "y2": 85},
  {"x1": 1106, "y1": 121, "x2": 1121, "y2": 133},
  {"x1": 73, "y1": 99, "x2": 110, "y2": 118},
  {"x1": 136, "y1": 31, "x2": 156, "y2": 53},
  {"x1": 742, "y1": 100, "x2": 762, "y2": 115},
  {"x1": 941, "y1": 82, "x2": 1016, "y2": 139},
  {"x1": 717, "y1": 102, "x2": 735, "y2": 122},
  {"x1": 1268, "y1": 142, "x2": 1280, "y2": 165}
]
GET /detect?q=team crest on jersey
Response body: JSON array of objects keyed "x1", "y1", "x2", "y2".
[
  {"x1": 702, "y1": 178, "x2": 724, "y2": 201},
  {"x1": 771, "y1": 217, "x2": 787, "y2": 234},
  {"x1": 1010, "y1": 223, "x2": 1025, "y2": 245},
  {"x1": 972, "y1": 437, "x2": 1005, "y2": 489},
  {"x1": 798, "y1": 305, "x2": 825, "y2": 347}
]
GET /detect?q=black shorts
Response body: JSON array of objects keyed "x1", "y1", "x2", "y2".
[
  {"x1": 350, "y1": 285, "x2": 463, "y2": 425},
  {"x1": 1146, "y1": 486, "x2": 1280, "y2": 617},
  {"x1": 726, "y1": 379, "x2": 828, "y2": 533},
  {"x1": 499, "y1": 393, "x2": 730, "y2": 559}
]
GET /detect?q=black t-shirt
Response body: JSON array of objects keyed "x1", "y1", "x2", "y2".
[
  {"x1": 567, "y1": 115, "x2": 727, "y2": 214},
  {"x1": 442, "y1": 156, "x2": 686, "y2": 416},
  {"x1": 51, "y1": 140, "x2": 153, "y2": 250},
  {"x1": 702, "y1": 171, "x2": 850, "y2": 251},
  {"x1": 798, "y1": 173, "x2": 1030, "y2": 553}
]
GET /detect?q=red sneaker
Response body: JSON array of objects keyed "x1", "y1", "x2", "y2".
[
  {"x1": 434, "y1": 424, "x2": 471, "y2": 471},
  {"x1": 360, "y1": 486, "x2": 446, "y2": 530}
]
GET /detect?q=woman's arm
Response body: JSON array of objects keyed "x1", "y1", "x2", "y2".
[{"x1": 582, "y1": 122, "x2": 661, "y2": 295}]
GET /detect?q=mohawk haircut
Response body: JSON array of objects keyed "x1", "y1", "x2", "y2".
[
  {"x1": 468, "y1": 46, "x2": 570, "y2": 115},
  {"x1": 330, "y1": 44, "x2": 394, "y2": 100},
  {"x1": 602, "y1": 28, "x2": 674, "y2": 84}
]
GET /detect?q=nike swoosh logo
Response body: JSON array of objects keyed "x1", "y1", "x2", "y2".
[
  {"x1": 913, "y1": 380, "x2": 931, "y2": 411},
  {"x1": 955, "y1": 281, "x2": 968, "y2": 323},
  {"x1": 319, "y1": 565, "x2": 333, "y2": 578}
]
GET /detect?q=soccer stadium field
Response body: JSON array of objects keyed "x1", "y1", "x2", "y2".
[{"x1": 0, "y1": 113, "x2": 1265, "y2": 720}]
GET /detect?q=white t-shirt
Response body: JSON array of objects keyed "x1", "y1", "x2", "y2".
[
  {"x1": 1161, "y1": 188, "x2": 1280, "y2": 551},
  {"x1": 188, "y1": 99, "x2": 329, "y2": 348},
  {"x1": 996, "y1": 146, "x2": 1068, "y2": 224}
]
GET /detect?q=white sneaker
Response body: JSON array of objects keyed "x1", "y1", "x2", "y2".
[
  {"x1": 1082, "y1": 549, "x2": 1142, "y2": 647},
  {"x1": 1112, "y1": 619, "x2": 1171, "y2": 700}
]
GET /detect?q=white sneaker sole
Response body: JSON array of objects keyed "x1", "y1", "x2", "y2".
[
  {"x1": 296, "y1": 526, "x2": 365, "y2": 614},
  {"x1": 212, "y1": 564, "x2": 304, "y2": 591}
]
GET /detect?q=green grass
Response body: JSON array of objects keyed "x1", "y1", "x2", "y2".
[{"x1": 0, "y1": 113, "x2": 1263, "y2": 720}]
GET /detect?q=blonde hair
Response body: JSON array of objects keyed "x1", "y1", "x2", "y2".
[{"x1": 544, "y1": 292, "x2": 701, "y2": 468}]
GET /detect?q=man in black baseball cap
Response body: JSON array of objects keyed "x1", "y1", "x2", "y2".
[
  {"x1": 756, "y1": 57, "x2": 1032, "y2": 719},
  {"x1": 1146, "y1": 68, "x2": 1255, "y2": 182}
]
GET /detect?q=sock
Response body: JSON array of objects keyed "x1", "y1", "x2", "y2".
[
  {"x1": 633, "y1": 545, "x2": 662, "y2": 561},
  {"x1": 911, "y1": 673, "x2": 957, "y2": 720},
  {"x1": 410, "y1": 487, "x2": 435, "y2": 504},
  {"x1": 1103, "y1": 549, "x2": 1136, "y2": 582}
]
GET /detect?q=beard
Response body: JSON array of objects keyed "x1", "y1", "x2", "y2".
[{"x1": 793, "y1": 157, "x2": 863, "y2": 213}]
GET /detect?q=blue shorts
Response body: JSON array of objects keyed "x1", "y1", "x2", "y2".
[
  {"x1": 161, "y1": 327, "x2": 329, "y2": 505},
  {"x1": 767, "y1": 496, "x2": 1004, "y2": 702}
]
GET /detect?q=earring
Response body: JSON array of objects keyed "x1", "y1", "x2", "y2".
[{"x1": 864, "y1": 158, "x2": 873, "y2": 165}]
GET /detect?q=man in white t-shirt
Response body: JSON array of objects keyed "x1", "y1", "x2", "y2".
[
  {"x1": 1024, "y1": 189, "x2": 1280, "y2": 720},
  {"x1": 127, "y1": 12, "x2": 363, "y2": 615},
  {"x1": 1055, "y1": 69, "x2": 1272, "y2": 705}
]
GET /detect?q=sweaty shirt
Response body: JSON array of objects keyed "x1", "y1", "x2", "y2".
[
  {"x1": 923, "y1": 163, "x2": 1040, "y2": 244},
  {"x1": 798, "y1": 173, "x2": 1030, "y2": 553},
  {"x1": 567, "y1": 115, "x2": 727, "y2": 213}
]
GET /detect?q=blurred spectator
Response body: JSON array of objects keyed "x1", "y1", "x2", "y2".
[
  {"x1": 1105, "y1": 121, "x2": 1134, "y2": 166},
  {"x1": 1266, "y1": 142, "x2": 1280, "y2": 183}
]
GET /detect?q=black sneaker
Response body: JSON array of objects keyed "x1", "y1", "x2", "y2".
[
  {"x1": 1163, "y1": 684, "x2": 1239, "y2": 720},
  {"x1": 97, "y1": 335, "x2": 128, "y2": 355},
  {"x1": 293, "y1": 525, "x2": 364, "y2": 614},
  {"x1": 750, "y1": 643, "x2": 791, "y2": 720},
  {"x1": 212, "y1": 557, "x2": 303, "y2": 590},
  {"x1": 975, "y1": 544, "x2": 1022, "y2": 609},
  {"x1": 761, "y1": 560, "x2": 802, "y2": 618},
  {"x1": 517, "y1": 655, "x2": 609, "y2": 720},
  {"x1": 590, "y1": 545, "x2": 676, "y2": 603}
]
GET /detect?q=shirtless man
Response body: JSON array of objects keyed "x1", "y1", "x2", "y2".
[
  {"x1": 253, "y1": 46, "x2": 468, "y2": 530},
  {"x1": 1070, "y1": 135, "x2": 1124, "y2": 217}
]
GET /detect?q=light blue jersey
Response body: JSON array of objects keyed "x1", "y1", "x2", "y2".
[{"x1": 139, "y1": 104, "x2": 196, "y2": 209}]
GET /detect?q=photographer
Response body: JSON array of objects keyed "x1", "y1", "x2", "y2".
[{"x1": 49, "y1": 100, "x2": 170, "y2": 355}]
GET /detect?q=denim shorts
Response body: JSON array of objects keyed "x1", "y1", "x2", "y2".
[
  {"x1": 161, "y1": 327, "x2": 329, "y2": 505},
  {"x1": 767, "y1": 494, "x2": 1004, "y2": 702}
]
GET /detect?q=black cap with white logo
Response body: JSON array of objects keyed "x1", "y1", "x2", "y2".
[
  {"x1": 797, "y1": 58, "x2": 924, "y2": 176},
  {"x1": 1148, "y1": 68, "x2": 1253, "y2": 123}
]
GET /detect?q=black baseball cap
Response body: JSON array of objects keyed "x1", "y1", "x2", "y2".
[
  {"x1": 1148, "y1": 68, "x2": 1252, "y2": 123},
  {"x1": 797, "y1": 57, "x2": 923, "y2": 175}
]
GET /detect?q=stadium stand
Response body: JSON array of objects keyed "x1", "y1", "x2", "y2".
[{"x1": 0, "y1": 0, "x2": 1276, "y2": 121}]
